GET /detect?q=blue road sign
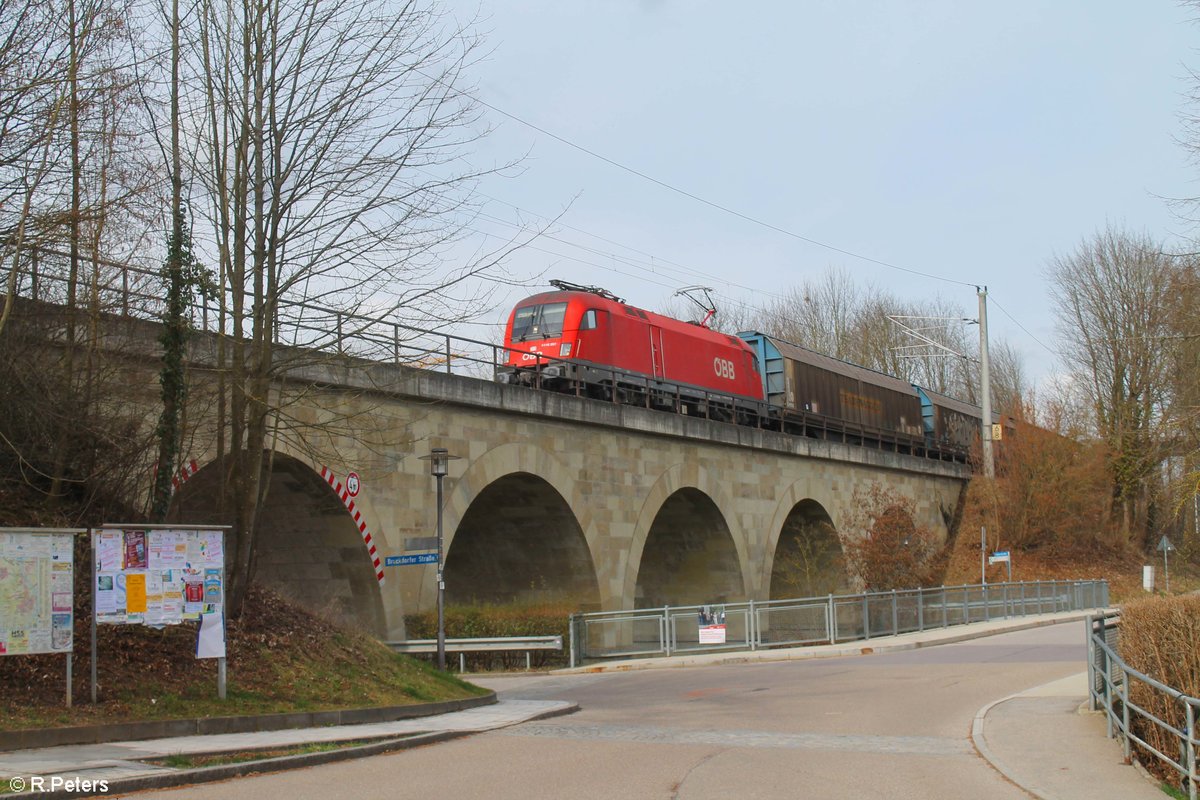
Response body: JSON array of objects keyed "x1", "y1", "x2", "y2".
[{"x1": 385, "y1": 554, "x2": 438, "y2": 567}]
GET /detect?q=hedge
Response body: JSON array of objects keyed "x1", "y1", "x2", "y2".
[
  {"x1": 403, "y1": 602, "x2": 575, "y2": 671},
  {"x1": 1117, "y1": 594, "x2": 1200, "y2": 791}
]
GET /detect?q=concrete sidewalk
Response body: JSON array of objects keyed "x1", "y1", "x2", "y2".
[
  {"x1": 973, "y1": 673, "x2": 1165, "y2": 800},
  {"x1": 0, "y1": 699, "x2": 575, "y2": 798}
]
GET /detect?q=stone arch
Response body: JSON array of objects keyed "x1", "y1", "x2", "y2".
[
  {"x1": 442, "y1": 472, "x2": 600, "y2": 608},
  {"x1": 767, "y1": 498, "x2": 846, "y2": 600},
  {"x1": 171, "y1": 452, "x2": 388, "y2": 635},
  {"x1": 761, "y1": 478, "x2": 847, "y2": 599},
  {"x1": 623, "y1": 463, "x2": 749, "y2": 609},
  {"x1": 436, "y1": 442, "x2": 602, "y2": 609}
]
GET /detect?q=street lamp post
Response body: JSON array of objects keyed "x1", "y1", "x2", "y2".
[{"x1": 420, "y1": 447, "x2": 458, "y2": 671}]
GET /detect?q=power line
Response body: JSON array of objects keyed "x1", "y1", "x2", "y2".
[
  {"x1": 989, "y1": 295, "x2": 1059, "y2": 357},
  {"x1": 417, "y1": 69, "x2": 977, "y2": 289},
  {"x1": 422, "y1": 82, "x2": 1068, "y2": 354},
  {"x1": 425, "y1": 171, "x2": 781, "y2": 301}
]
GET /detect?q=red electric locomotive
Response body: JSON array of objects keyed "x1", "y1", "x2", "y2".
[{"x1": 496, "y1": 281, "x2": 765, "y2": 417}]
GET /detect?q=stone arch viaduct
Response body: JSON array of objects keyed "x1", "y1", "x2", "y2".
[{"x1": 166, "y1": 346, "x2": 970, "y2": 641}]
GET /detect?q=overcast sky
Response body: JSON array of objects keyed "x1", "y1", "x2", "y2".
[{"x1": 444, "y1": 1, "x2": 1197, "y2": 387}]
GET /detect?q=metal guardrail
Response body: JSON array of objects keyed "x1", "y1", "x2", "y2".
[
  {"x1": 387, "y1": 635, "x2": 563, "y2": 672},
  {"x1": 569, "y1": 579, "x2": 1109, "y2": 668},
  {"x1": 1087, "y1": 613, "x2": 1199, "y2": 799}
]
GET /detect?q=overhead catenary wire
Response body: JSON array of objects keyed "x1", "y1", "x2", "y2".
[
  {"x1": 415, "y1": 68, "x2": 977, "y2": 290},
  {"x1": 988, "y1": 295, "x2": 1060, "y2": 357},
  {"x1": 416, "y1": 78, "x2": 1061, "y2": 358}
]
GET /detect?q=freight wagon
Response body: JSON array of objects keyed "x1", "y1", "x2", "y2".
[{"x1": 737, "y1": 331, "x2": 927, "y2": 452}]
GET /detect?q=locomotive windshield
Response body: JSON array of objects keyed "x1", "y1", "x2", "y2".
[{"x1": 511, "y1": 302, "x2": 567, "y2": 341}]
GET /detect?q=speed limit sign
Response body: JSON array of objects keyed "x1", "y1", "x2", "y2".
[{"x1": 346, "y1": 472, "x2": 361, "y2": 497}]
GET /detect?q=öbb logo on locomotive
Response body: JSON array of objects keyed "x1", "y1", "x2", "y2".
[
  {"x1": 496, "y1": 279, "x2": 1001, "y2": 459},
  {"x1": 713, "y1": 357, "x2": 735, "y2": 380}
]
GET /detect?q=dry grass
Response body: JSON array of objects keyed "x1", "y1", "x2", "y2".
[
  {"x1": 0, "y1": 584, "x2": 486, "y2": 731},
  {"x1": 936, "y1": 515, "x2": 1142, "y2": 597}
]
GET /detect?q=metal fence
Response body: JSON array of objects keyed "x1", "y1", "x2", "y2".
[
  {"x1": 1088, "y1": 612, "x2": 1199, "y2": 799},
  {"x1": 569, "y1": 579, "x2": 1108, "y2": 667}
]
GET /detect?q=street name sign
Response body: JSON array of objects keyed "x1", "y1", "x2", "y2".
[{"x1": 385, "y1": 554, "x2": 438, "y2": 567}]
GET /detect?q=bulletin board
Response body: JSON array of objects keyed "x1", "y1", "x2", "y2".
[
  {"x1": 92, "y1": 528, "x2": 224, "y2": 625},
  {"x1": 0, "y1": 529, "x2": 77, "y2": 655},
  {"x1": 90, "y1": 525, "x2": 230, "y2": 702}
]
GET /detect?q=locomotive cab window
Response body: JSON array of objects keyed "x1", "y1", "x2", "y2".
[
  {"x1": 579, "y1": 309, "x2": 599, "y2": 330},
  {"x1": 511, "y1": 302, "x2": 568, "y2": 341}
]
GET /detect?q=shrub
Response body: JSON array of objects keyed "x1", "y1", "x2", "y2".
[
  {"x1": 968, "y1": 409, "x2": 1121, "y2": 555},
  {"x1": 840, "y1": 485, "x2": 940, "y2": 590}
]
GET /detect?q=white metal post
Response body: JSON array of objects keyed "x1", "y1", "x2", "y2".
[
  {"x1": 568, "y1": 614, "x2": 577, "y2": 669},
  {"x1": 981, "y1": 526, "x2": 986, "y2": 585},
  {"x1": 218, "y1": 537, "x2": 227, "y2": 701},
  {"x1": 1164, "y1": 546, "x2": 1171, "y2": 594},
  {"x1": 1187, "y1": 702, "x2": 1196, "y2": 800},
  {"x1": 748, "y1": 598, "x2": 757, "y2": 650}
]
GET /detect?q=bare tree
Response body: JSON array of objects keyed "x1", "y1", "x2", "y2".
[
  {"x1": 989, "y1": 339, "x2": 1028, "y2": 415},
  {"x1": 1164, "y1": 258, "x2": 1200, "y2": 552},
  {"x1": 1048, "y1": 226, "x2": 1176, "y2": 544},
  {"x1": 752, "y1": 266, "x2": 1016, "y2": 407},
  {"x1": 758, "y1": 268, "x2": 861, "y2": 359},
  {"x1": 180, "y1": 0, "x2": 523, "y2": 609},
  {"x1": 0, "y1": 0, "x2": 162, "y2": 517},
  {"x1": 0, "y1": 0, "x2": 71, "y2": 335}
]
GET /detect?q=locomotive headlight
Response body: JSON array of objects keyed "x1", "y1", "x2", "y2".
[{"x1": 559, "y1": 343, "x2": 572, "y2": 357}]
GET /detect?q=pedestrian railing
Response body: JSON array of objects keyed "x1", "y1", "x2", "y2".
[
  {"x1": 3, "y1": 247, "x2": 971, "y2": 461},
  {"x1": 1087, "y1": 612, "x2": 1199, "y2": 800},
  {"x1": 569, "y1": 579, "x2": 1109, "y2": 667}
]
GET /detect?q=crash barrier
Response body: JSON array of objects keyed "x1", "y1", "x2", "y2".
[
  {"x1": 1088, "y1": 612, "x2": 1198, "y2": 800},
  {"x1": 388, "y1": 635, "x2": 563, "y2": 672},
  {"x1": 570, "y1": 579, "x2": 1109, "y2": 667}
]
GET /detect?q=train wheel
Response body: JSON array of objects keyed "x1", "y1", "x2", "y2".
[{"x1": 586, "y1": 382, "x2": 611, "y2": 401}]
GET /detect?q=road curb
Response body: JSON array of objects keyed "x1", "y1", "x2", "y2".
[
  {"x1": 970, "y1": 675, "x2": 1163, "y2": 800},
  {"x1": 18, "y1": 702, "x2": 579, "y2": 800},
  {"x1": 969, "y1": 682, "x2": 1058, "y2": 800},
  {"x1": 0, "y1": 693, "x2": 498, "y2": 753}
]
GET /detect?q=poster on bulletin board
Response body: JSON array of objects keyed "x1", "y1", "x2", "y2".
[{"x1": 93, "y1": 528, "x2": 225, "y2": 627}]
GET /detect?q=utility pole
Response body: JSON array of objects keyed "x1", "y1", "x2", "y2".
[{"x1": 977, "y1": 287, "x2": 994, "y2": 478}]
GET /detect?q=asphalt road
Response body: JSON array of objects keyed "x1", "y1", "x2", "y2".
[{"x1": 141, "y1": 622, "x2": 1089, "y2": 800}]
